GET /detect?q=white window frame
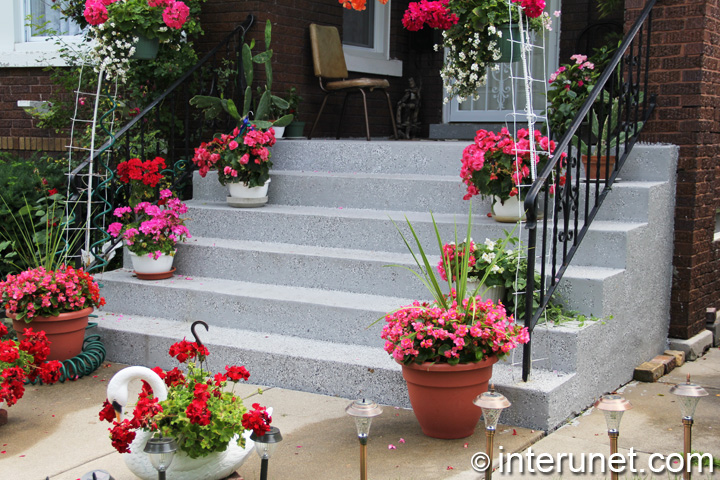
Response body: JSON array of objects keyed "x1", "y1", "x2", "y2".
[
  {"x1": 342, "y1": 0, "x2": 402, "y2": 77},
  {"x1": 0, "y1": 0, "x2": 84, "y2": 67}
]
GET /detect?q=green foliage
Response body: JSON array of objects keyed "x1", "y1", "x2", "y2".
[
  {"x1": 0, "y1": 154, "x2": 76, "y2": 277},
  {"x1": 285, "y1": 87, "x2": 303, "y2": 120},
  {"x1": 192, "y1": 20, "x2": 293, "y2": 129},
  {"x1": 153, "y1": 360, "x2": 248, "y2": 458},
  {"x1": 575, "y1": 91, "x2": 645, "y2": 157}
]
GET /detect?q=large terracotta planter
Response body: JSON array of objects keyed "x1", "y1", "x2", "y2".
[
  {"x1": 400, "y1": 356, "x2": 498, "y2": 439},
  {"x1": 9, "y1": 307, "x2": 93, "y2": 361}
]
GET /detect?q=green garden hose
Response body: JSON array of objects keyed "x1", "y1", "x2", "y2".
[{"x1": 26, "y1": 322, "x2": 106, "y2": 385}]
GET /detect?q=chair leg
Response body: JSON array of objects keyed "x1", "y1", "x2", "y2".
[
  {"x1": 309, "y1": 93, "x2": 331, "y2": 140},
  {"x1": 337, "y1": 92, "x2": 350, "y2": 139},
  {"x1": 359, "y1": 89, "x2": 371, "y2": 141},
  {"x1": 384, "y1": 90, "x2": 399, "y2": 140}
]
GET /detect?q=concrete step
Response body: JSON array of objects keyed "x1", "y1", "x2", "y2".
[
  {"x1": 97, "y1": 269, "x2": 410, "y2": 348},
  {"x1": 94, "y1": 311, "x2": 581, "y2": 431},
  {"x1": 268, "y1": 141, "x2": 677, "y2": 183},
  {"x1": 183, "y1": 202, "x2": 643, "y2": 266}
]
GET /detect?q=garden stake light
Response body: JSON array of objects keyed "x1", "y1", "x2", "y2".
[
  {"x1": 670, "y1": 375, "x2": 708, "y2": 480},
  {"x1": 250, "y1": 426, "x2": 283, "y2": 480},
  {"x1": 473, "y1": 387, "x2": 511, "y2": 480},
  {"x1": 346, "y1": 399, "x2": 383, "y2": 480},
  {"x1": 143, "y1": 437, "x2": 177, "y2": 480},
  {"x1": 596, "y1": 394, "x2": 632, "y2": 480}
]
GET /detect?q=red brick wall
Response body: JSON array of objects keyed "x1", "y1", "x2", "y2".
[
  {"x1": 0, "y1": 68, "x2": 66, "y2": 147},
  {"x1": 626, "y1": 0, "x2": 720, "y2": 339}
]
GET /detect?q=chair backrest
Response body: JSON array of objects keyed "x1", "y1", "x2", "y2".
[{"x1": 309, "y1": 24, "x2": 348, "y2": 80}]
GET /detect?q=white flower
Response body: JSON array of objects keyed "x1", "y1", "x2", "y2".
[
  {"x1": 490, "y1": 264, "x2": 501, "y2": 274},
  {"x1": 484, "y1": 239, "x2": 496, "y2": 249},
  {"x1": 482, "y1": 252, "x2": 496, "y2": 263}
]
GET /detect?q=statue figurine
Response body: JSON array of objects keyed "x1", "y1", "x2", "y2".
[{"x1": 396, "y1": 77, "x2": 422, "y2": 139}]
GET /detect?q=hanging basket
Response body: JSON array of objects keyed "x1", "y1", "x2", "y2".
[
  {"x1": 131, "y1": 34, "x2": 159, "y2": 60},
  {"x1": 494, "y1": 24, "x2": 521, "y2": 63}
]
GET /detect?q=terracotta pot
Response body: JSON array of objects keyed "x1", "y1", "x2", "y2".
[
  {"x1": 400, "y1": 356, "x2": 498, "y2": 439},
  {"x1": 9, "y1": 307, "x2": 93, "y2": 361},
  {"x1": 581, "y1": 155, "x2": 616, "y2": 181}
]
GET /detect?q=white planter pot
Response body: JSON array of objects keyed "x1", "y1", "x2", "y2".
[
  {"x1": 273, "y1": 126, "x2": 285, "y2": 138},
  {"x1": 227, "y1": 178, "x2": 270, "y2": 199},
  {"x1": 491, "y1": 195, "x2": 526, "y2": 223},
  {"x1": 129, "y1": 250, "x2": 175, "y2": 274},
  {"x1": 465, "y1": 280, "x2": 506, "y2": 305}
]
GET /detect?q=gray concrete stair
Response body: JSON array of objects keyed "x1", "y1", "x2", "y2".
[{"x1": 97, "y1": 140, "x2": 678, "y2": 432}]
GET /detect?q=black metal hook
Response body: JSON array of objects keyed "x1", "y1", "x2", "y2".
[{"x1": 191, "y1": 320, "x2": 209, "y2": 347}]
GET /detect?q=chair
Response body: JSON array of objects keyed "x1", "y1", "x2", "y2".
[{"x1": 308, "y1": 24, "x2": 398, "y2": 141}]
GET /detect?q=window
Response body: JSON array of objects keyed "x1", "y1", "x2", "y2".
[
  {"x1": 341, "y1": 0, "x2": 402, "y2": 77},
  {"x1": 714, "y1": 207, "x2": 720, "y2": 242},
  {"x1": 0, "y1": 0, "x2": 83, "y2": 67}
]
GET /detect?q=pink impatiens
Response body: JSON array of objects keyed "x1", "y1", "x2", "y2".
[
  {"x1": 382, "y1": 291, "x2": 529, "y2": 365},
  {"x1": 83, "y1": 0, "x2": 190, "y2": 31}
]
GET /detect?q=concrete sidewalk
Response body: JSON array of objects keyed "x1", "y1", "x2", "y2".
[{"x1": 1, "y1": 349, "x2": 718, "y2": 480}]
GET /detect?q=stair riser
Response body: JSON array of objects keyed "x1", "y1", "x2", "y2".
[
  {"x1": 271, "y1": 140, "x2": 468, "y2": 176},
  {"x1": 100, "y1": 278, "x2": 390, "y2": 347},
  {"x1": 175, "y1": 242, "x2": 432, "y2": 299},
  {"x1": 96, "y1": 321, "x2": 573, "y2": 431}
]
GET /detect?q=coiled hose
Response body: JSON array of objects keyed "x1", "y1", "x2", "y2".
[{"x1": 26, "y1": 322, "x2": 106, "y2": 385}]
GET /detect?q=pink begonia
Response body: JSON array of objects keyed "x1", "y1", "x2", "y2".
[
  {"x1": 162, "y1": 1, "x2": 190, "y2": 29},
  {"x1": 228, "y1": 141, "x2": 239, "y2": 150},
  {"x1": 239, "y1": 154, "x2": 250, "y2": 165},
  {"x1": 512, "y1": 0, "x2": 545, "y2": 18},
  {"x1": 159, "y1": 189, "x2": 172, "y2": 199},
  {"x1": 148, "y1": 0, "x2": 173, "y2": 6},
  {"x1": 402, "y1": 0, "x2": 458, "y2": 31},
  {"x1": 570, "y1": 54, "x2": 587, "y2": 64},
  {"x1": 83, "y1": 0, "x2": 108, "y2": 26}
]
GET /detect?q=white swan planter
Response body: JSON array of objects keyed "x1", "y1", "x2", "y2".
[{"x1": 107, "y1": 366, "x2": 262, "y2": 480}]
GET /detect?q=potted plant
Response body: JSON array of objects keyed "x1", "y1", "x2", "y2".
[
  {"x1": 191, "y1": 119, "x2": 277, "y2": 207},
  {"x1": 0, "y1": 324, "x2": 63, "y2": 416},
  {"x1": 116, "y1": 156, "x2": 167, "y2": 208},
  {"x1": 83, "y1": 0, "x2": 193, "y2": 80},
  {"x1": 108, "y1": 188, "x2": 190, "y2": 279},
  {"x1": 400, "y1": 0, "x2": 552, "y2": 102},
  {"x1": 0, "y1": 265, "x2": 106, "y2": 361},
  {"x1": 381, "y1": 210, "x2": 529, "y2": 439},
  {"x1": 283, "y1": 87, "x2": 305, "y2": 138},
  {"x1": 437, "y1": 234, "x2": 520, "y2": 303},
  {"x1": 99, "y1": 324, "x2": 272, "y2": 480},
  {"x1": 460, "y1": 127, "x2": 564, "y2": 222},
  {"x1": 575, "y1": 92, "x2": 644, "y2": 181}
]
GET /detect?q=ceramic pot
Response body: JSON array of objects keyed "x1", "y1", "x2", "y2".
[
  {"x1": 9, "y1": 307, "x2": 93, "y2": 361},
  {"x1": 129, "y1": 250, "x2": 176, "y2": 280},
  {"x1": 226, "y1": 179, "x2": 270, "y2": 208},
  {"x1": 491, "y1": 195, "x2": 525, "y2": 223},
  {"x1": 273, "y1": 126, "x2": 285, "y2": 139},
  {"x1": 400, "y1": 356, "x2": 498, "y2": 439},
  {"x1": 465, "y1": 280, "x2": 506, "y2": 304},
  {"x1": 581, "y1": 155, "x2": 617, "y2": 181},
  {"x1": 131, "y1": 34, "x2": 159, "y2": 60}
]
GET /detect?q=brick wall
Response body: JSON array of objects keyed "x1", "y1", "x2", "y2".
[
  {"x1": 0, "y1": 68, "x2": 69, "y2": 152},
  {"x1": 626, "y1": 0, "x2": 720, "y2": 339}
]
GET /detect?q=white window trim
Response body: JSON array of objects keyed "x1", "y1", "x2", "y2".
[
  {"x1": 0, "y1": 0, "x2": 84, "y2": 67},
  {"x1": 342, "y1": 0, "x2": 402, "y2": 77}
]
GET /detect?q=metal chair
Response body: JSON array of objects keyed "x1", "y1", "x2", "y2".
[{"x1": 308, "y1": 24, "x2": 398, "y2": 141}]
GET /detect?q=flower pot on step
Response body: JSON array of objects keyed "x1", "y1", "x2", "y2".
[
  {"x1": 226, "y1": 179, "x2": 270, "y2": 208},
  {"x1": 129, "y1": 250, "x2": 176, "y2": 280},
  {"x1": 400, "y1": 356, "x2": 498, "y2": 439}
]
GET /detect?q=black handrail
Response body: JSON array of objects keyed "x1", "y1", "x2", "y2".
[
  {"x1": 521, "y1": 0, "x2": 657, "y2": 381},
  {"x1": 67, "y1": 14, "x2": 255, "y2": 271}
]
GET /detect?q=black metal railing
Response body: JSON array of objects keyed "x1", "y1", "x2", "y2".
[
  {"x1": 67, "y1": 14, "x2": 254, "y2": 271},
  {"x1": 521, "y1": 0, "x2": 657, "y2": 380}
]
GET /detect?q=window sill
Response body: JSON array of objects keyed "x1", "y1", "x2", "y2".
[
  {"x1": 344, "y1": 50, "x2": 403, "y2": 77},
  {"x1": 0, "y1": 38, "x2": 84, "y2": 67}
]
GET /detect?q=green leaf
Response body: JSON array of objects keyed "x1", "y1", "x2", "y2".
[{"x1": 272, "y1": 114, "x2": 294, "y2": 127}]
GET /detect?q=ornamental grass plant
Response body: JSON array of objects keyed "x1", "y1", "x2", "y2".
[{"x1": 381, "y1": 208, "x2": 529, "y2": 366}]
